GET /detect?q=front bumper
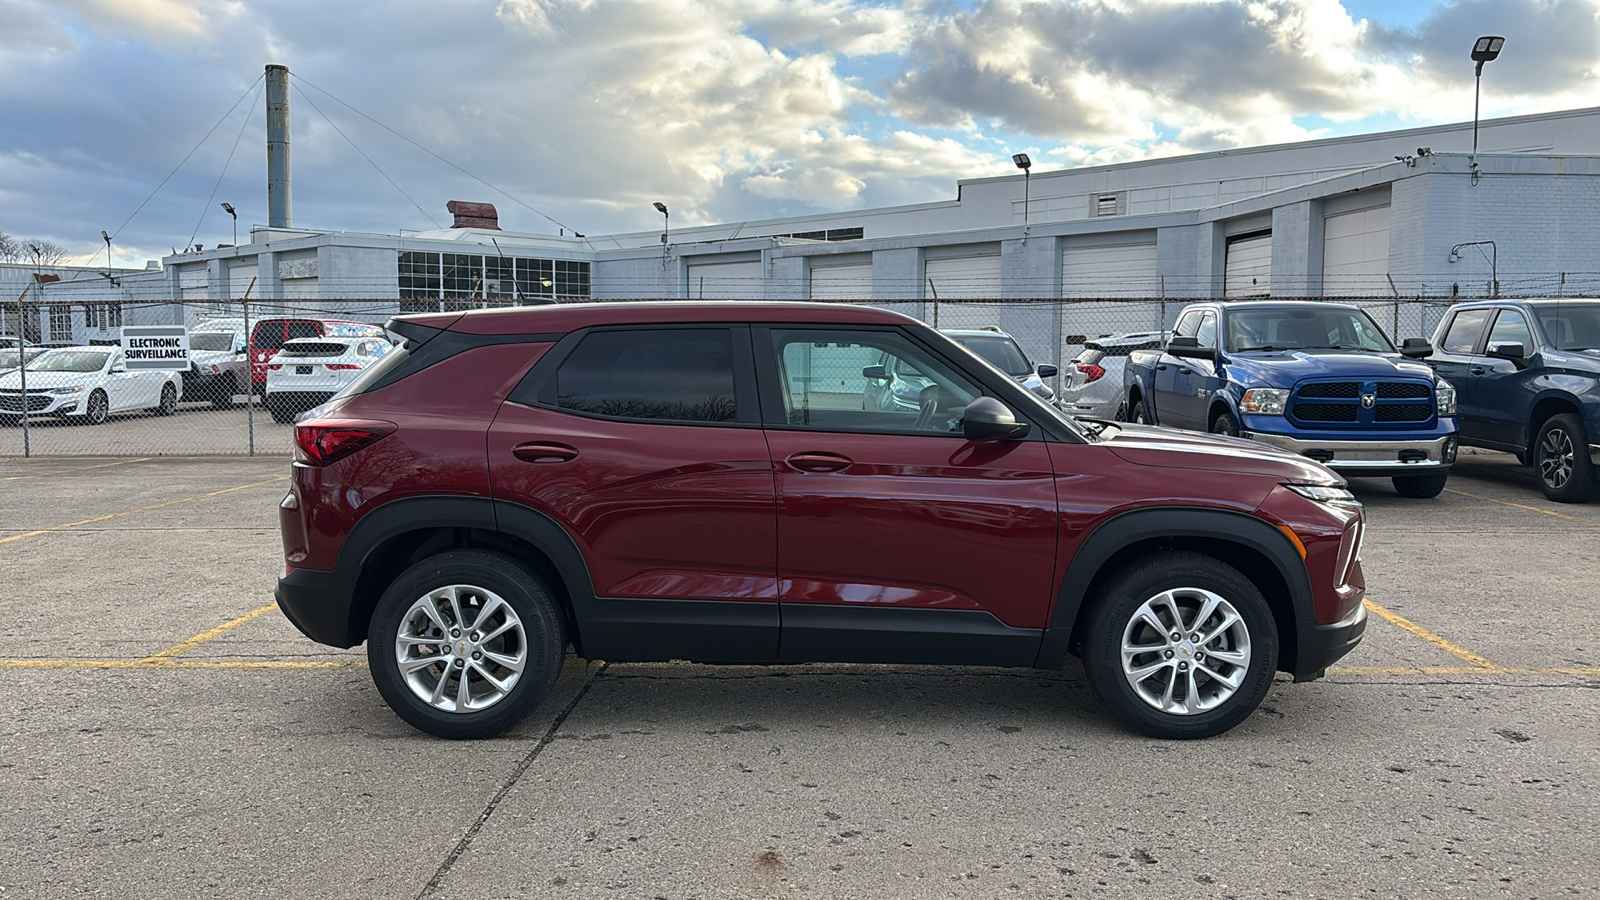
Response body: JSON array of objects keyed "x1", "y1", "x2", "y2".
[
  {"x1": 1293, "y1": 599, "x2": 1368, "y2": 681},
  {"x1": 0, "y1": 391, "x2": 83, "y2": 417},
  {"x1": 1241, "y1": 431, "x2": 1457, "y2": 477}
]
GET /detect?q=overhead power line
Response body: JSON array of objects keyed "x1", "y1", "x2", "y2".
[{"x1": 291, "y1": 82, "x2": 444, "y2": 230}]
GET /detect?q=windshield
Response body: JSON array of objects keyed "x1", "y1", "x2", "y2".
[
  {"x1": 30, "y1": 350, "x2": 110, "y2": 373},
  {"x1": 1534, "y1": 306, "x2": 1600, "y2": 351},
  {"x1": 954, "y1": 335, "x2": 1032, "y2": 376},
  {"x1": 1226, "y1": 308, "x2": 1394, "y2": 353},
  {"x1": 190, "y1": 332, "x2": 235, "y2": 351},
  {"x1": 0, "y1": 349, "x2": 43, "y2": 369}
]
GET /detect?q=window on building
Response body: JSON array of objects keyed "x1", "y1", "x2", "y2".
[
  {"x1": 516, "y1": 258, "x2": 555, "y2": 302},
  {"x1": 109, "y1": 304, "x2": 122, "y2": 329},
  {"x1": 557, "y1": 328, "x2": 737, "y2": 422},
  {"x1": 48, "y1": 304, "x2": 72, "y2": 341},
  {"x1": 399, "y1": 251, "x2": 589, "y2": 308},
  {"x1": 555, "y1": 260, "x2": 590, "y2": 299},
  {"x1": 399, "y1": 251, "x2": 442, "y2": 302}
]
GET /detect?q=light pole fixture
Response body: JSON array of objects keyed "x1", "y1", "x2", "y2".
[
  {"x1": 653, "y1": 201, "x2": 669, "y2": 267},
  {"x1": 1470, "y1": 36, "x2": 1504, "y2": 183},
  {"x1": 221, "y1": 202, "x2": 238, "y2": 246},
  {"x1": 101, "y1": 230, "x2": 111, "y2": 270},
  {"x1": 1449, "y1": 240, "x2": 1498, "y2": 297},
  {"x1": 1012, "y1": 153, "x2": 1032, "y2": 224}
]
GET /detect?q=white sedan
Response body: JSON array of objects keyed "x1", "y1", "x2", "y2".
[
  {"x1": 265, "y1": 336, "x2": 391, "y2": 424},
  {"x1": 0, "y1": 346, "x2": 183, "y2": 425}
]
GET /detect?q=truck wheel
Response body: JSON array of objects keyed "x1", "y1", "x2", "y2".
[
  {"x1": 1392, "y1": 472, "x2": 1448, "y2": 498},
  {"x1": 1129, "y1": 399, "x2": 1149, "y2": 425},
  {"x1": 1534, "y1": 413, "x2": 1597, "y2": 503},
  {"x1": 1082, "y1": 551, "x2": 1278, "y2": 740},
  {"x1": 211, "y1": 374, "x2": 236, "y2": 409},
  {"x1": 368, "y1": 550, "x2": 566, "y2": 739},
  {"x1": 1211, "y1": 412, "x2": 1238, "y2": 437}
]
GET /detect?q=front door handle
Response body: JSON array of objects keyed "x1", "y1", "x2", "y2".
[
  {"x1": 1469, "y1": 366, "x2": 1486, "y2": 376},
  {"x1": 1155, "y1": 364, "x2": 1168, "y2": 371},
  {"x1": 1178, "y1": 367, "x2": 1193, "y2": 375},
  {"x1": 512, "y1": 441, "x2": 578, "y2": 463},
  {"x1": 785, "y1": 451, "x2": 852, "y2": 473}
]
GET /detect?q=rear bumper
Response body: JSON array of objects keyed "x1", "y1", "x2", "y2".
[
  {"x1": 1292, "y1": 599, "x2": 1367, "y2": 681},
  {"x1": 1242, "y1": 431, "x2": 1457, "y2": 477},
  {"x1": 276, "y1": 566, "x2": 361, "y2": 648}
]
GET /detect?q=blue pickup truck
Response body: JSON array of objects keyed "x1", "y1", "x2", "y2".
[
  {"x1": 1123, "y1": 301, "x2": 1459, "y2": 497},
  {"x1": 1429, "y1": 299, "x2": 1600, "y2": 503}
]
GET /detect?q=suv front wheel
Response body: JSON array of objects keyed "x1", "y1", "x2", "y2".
[
  {"x1": 1083, "y1": 552, "x2": 1278, "y2": 739},
  {"x1": 368, "y1": 551, "x2": 567, "y2": 739}
]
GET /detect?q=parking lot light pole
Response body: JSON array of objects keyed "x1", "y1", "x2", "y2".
[
  {"x1": 1470, "y1": 36, "x2": 1505, "y2": 184},
  {"x1": 221, "y1": 203, "x2": 238, "y2": 246},
  {"x1": 1012, "y1": 154, "x2": 1032, "y2": 223}
]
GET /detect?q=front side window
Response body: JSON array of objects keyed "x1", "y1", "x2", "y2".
[
  {"x1": 772, "y1": 329, "x2": 979, "y2": 434},
  {"x1": 1195, "y1": 314, "x2": 1218, "y2": 349},
  {"x1": 1487, "y1": 310, "x2": 1532, "y2": 351},
  {"x1": 1173, "y1": 311, "x2": 1201, "y2": 339},
  {"x1": 557, "y1": 329, "x2": 737, "y2": 423},
  {"x1": 1441, "y1": 309, "x2": 1491, "y2": 355}
]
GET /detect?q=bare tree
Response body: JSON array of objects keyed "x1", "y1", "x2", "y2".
[
  {"x1": 21, "y1": 238, "x2": 67, "y2": 268},
  {"x1": 0, "y1": 232, "x2": 19, "y2": 263}
]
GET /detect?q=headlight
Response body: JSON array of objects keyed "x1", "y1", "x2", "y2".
[
  {"x1": 1286, "y1": 483, "x2": 1362, "y2": 509},
  {"x1": 1435, "y1": 380, "x2": 1457, "y2": 416},
  {"x1": 1240, "y1": 388, "x2": 1290, "y2": 415},
  {"x1": 45, "y1": 386, "x2": 85, "y2": 395}
]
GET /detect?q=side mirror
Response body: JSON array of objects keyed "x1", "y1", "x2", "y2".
[
  {"x1": 1400, "y1": 338, "x2": 1433, "y2": 359},
  {"x1": 1036, "y1": 364, "x2": 1059, "y2": 378},
  {"x1": 962, "y1": 397, "x2": 1031, "y2": 442},
  {"x1": 861, "y1": 365, "x2": 889, "y2": 382},
  {"x1": 1166, "y1": 336, "x2": 1216, "y2": 361},
  {"x1": 1487, "y1": 342, "x2": 1525, "y2": 360}
]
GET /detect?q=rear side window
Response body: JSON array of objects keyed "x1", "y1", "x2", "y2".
[
  {"x1": 252, "y1": 322, "x2": 285, "y2": 350},
  {"x1": 1441, "y1": 309, "x2": 1491, "y2": 354},
  {"x1": 557, "y1": 329, "x2": 737, "y2": 423},
  {"x1": 286, "y1": 321, "x2": 321, "y2": 341}
]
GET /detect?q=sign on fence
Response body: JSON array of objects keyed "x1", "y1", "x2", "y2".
[{"x1": 121, "y1": 326, "x2": 190, "y2": 371}]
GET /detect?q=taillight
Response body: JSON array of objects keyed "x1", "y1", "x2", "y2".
[
  {"x1": 326, "y1": 364, "x2": 361, "y2": 370},
  {"x1": 267, "y1": 364, "x2": 282, "y2": 371},
  {"x1": 294, "y1": 418, "x2": 396, "y2": 466},
  {"x1": 1074, "y1": 363, "x2": 1106, "y2": 383}
]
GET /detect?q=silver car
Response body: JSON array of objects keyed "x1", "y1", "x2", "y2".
[
  {"x1": 1058, "y1": 332, "x2": 1167, "y2": 419},
  {"x1": 940, "y1": 328, "x2": 1058, "y2": 403}
]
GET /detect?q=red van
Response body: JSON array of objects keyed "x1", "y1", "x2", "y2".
[{"x1": 248, "y1": 317, "x2": 387, "y2": 393}]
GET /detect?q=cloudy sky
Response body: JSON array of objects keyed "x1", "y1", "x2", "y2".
[{"x1": 2, "y1": 0, "x2": 1596, "y2": 266}]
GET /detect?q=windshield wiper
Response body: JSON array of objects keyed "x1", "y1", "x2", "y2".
[{"x1": 1237, "y1": 344, "x2": 1287, "y2": 351}]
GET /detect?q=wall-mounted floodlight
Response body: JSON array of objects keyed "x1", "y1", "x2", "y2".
[
  {"x1": 1012, "y1": 154, "x2": 1032, "y2": 224},
  {"x1": 1448, "y1": 240, "x2": 1498, "y2": 297}
]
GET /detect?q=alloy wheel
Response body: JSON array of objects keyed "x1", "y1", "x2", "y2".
[
  {"x1": 1539, "y1": 427, "x2": 1574, "y2": 490},
  {"x1": 394, "y1": 584, "x2": 528, "y2": 714},
  {"x1": 1119, "y1": 587, "x2": 1251, "y2": 715}
]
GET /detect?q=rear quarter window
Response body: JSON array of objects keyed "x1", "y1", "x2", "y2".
[{"x1": 556, "y1": 329, "x2": 738, "y2": 423}]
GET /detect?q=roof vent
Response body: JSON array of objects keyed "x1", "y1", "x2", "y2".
[{"x1": 447, "y1": 201, "x2": 501, "y2": 230}]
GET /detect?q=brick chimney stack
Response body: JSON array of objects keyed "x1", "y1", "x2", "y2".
[{"x1": 447, "y1": 201, "x2": 501, "y2": 230}]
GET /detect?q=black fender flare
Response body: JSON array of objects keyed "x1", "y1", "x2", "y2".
[{"x1": 1033, "y1": 507, "x2": 1314, "y2": 673}]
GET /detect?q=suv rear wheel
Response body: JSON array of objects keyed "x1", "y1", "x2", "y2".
[
  {"x1": 368, "y1": 551, "x2": 566, "y2": 739},
  {"x1": 1392, "y1": 471, "x2": 1448, "y2": 498},
  {"x1": 1082, "y1": 552, "x2": 1277, "y2": 739}
]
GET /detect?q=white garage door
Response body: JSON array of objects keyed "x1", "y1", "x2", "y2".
[
  {"x1": 809, "y1": 263, "x2": 873, "y2": 300},
  {"x1": 687, "y1": 260, "x2": 764, "y2": 299},
  {"x1": 1061, "y1": 243, "x2": 1159, "y2": 297},
  {"x1": 1224, "y1": 233, "x2": 1272, "y2": 297},
  {"x1": 229, "y1": 264, "x2": 258, "y2": 299},
  {"x1": 924, "y1": 255, "x2": 1001, "y2": 299},
  {"x1": 1322, "y1": 205, "x2": 1390, "y2": 296}
]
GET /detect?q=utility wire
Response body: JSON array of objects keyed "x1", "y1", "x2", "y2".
[
  {"x1": 292, "y1": 82, "x2": 444, "y2": 230},
  {"x1": 108, "y1": 72, "x2": 265, "y2": 243},
  {"x1": 288, "y1": 71, "x2": 579, "y2": 235},
  {"x1": 185, "y1": 79, "x2": 265, "y2": 251}
]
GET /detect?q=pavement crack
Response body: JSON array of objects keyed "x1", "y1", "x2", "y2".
[{"x1": 417, "y1": 662, "x2": 609, "y2": 899}]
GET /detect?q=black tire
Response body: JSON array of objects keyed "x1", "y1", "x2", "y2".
[
  {"x1": 266, "y1": 397, "x2": 295, "y2": 425},
  {"x1": 1211, "y1": 411, "x2": 1238, "y2": 437},
  {"x1": 368, "y1": 551, "x2": 567, "y2": 739},
  {"x1": 1392, "y1": 471, "x2": 1449, "y2": 498},
  {"x1": 1534, "y1": 413, "x2": 1597, "y2": 503},
  {"x1": 0, "y1": 414, "x2": 19, "y2": 427},
  {"x1": 210, "y1": 374, "x2": 236, "y2": 409},
  {"x1": 83, "y1": 390, "x2": 109, "y2": 425},
  {"x1": 1113, "y1": 401, "x2": 1127, "y2": 422},
  {"x1": 154, "y1": 382, "x2": 178, "y2": 416},
  {"x1": 1082, "y1": 551, "x2": 1278, "y2": 739},
  {"x1": 1129, "y1": 398, "x2": 1149, "y2": 425}
]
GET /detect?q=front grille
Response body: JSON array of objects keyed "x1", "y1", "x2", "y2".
[
  {"x1": 1377, "y1": 382, "x2": 1431, "y2": 399},
  {"x1": 0, "y1": 393, "x2": 52, "y2": 413},
  {"x1": 1376, "y1": 403, "x2": 1433, "y2": 422},
  {"x1": 1299, "y1": 382, "x2": 1360, "y2": 398},
  {"x1": 1293, "y1": 403, "x2": 1358, "y2": 422}
]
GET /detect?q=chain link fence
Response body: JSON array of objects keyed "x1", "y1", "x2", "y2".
[{"x1": 0, "y1": 291, "x2": 1519, "y2": 457}]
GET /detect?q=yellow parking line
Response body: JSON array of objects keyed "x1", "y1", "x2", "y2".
[
  {"x1": 1362, "y1": 599, "x2": 1504, "y2": 671},
  {"x1": 1445, "y1": 487, "x2": 1600, "y2": 526},
  {"x1": 1331, "y1": 665, "x2": 1600, "y2": 676},
  {"x1": 0, "y1": 457, "x2": 154, "y2": 481},
  {"x1": 0, "y1": 475, "x2": 288, "y2": 545},
  {"x1": 0, "y1": 658, "x2": 361, "y2": 670},
  {"x1": 140, "y1": 603, "x2": 280, "y2": 661}
]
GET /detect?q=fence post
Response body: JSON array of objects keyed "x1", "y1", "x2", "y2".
[
  {"x1": 15, "y1": 284, "x2": 31, "y2": 457},
  {"x1": 243, "y1": 296, "x2": 255, "y2": 457}
]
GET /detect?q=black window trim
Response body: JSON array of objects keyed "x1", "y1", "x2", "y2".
[
  {"x1": 1441, "y1": 307, "x2": 1494, "y2": 356},
  {"x1": 508, "y1": 323, "x2": 762, "y2": 429}
]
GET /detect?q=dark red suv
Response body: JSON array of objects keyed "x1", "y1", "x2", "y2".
[{"x1": 276, "y1": 302, "x2": 1368, "y2": 739}]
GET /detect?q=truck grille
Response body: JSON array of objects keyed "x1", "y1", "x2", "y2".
[{"x1": 1289, "y1": 380, "x2": 1435, "y2": 427}]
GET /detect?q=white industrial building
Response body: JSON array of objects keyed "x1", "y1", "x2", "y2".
[{"x1": 29, "y1": 105, "x2": 1600, "y2": 368}]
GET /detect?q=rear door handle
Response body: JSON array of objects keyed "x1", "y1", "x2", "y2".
[
  {"x1": 1155, "y1": 364, "x2": 1168, "y2": 371},
  {"x1": 785, "y1": 451, "x2": 852, "y2": 473},
  {"x1": 1178, "y1": 367, "x2": 1193, "y2": 375},
  {"x1": 512, "y1": 441, "x2": 578, "y2": 463}
]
